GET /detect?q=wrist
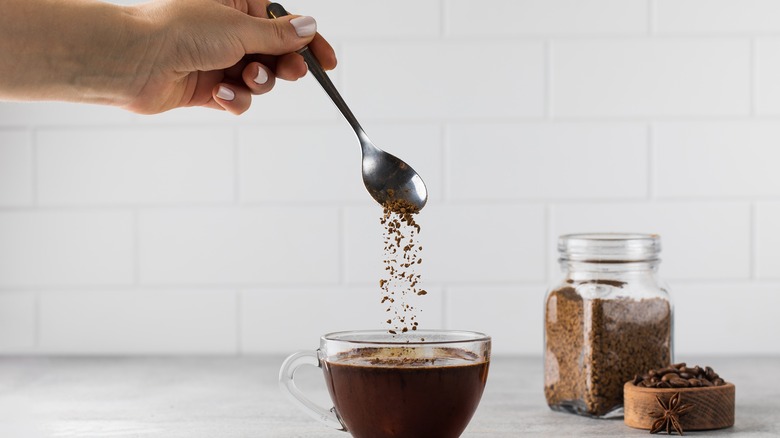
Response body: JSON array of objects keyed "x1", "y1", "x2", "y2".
[
  {"x1": 0, "y1": 0, "x2": 159, "y2": 106},
  {"x1": 68, "y1": 2, "x2": 161, "y2": 106}
]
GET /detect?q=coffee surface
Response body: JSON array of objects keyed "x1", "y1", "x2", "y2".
[{"x1": 324, "y1": 347, "x2": 488, "y2": 438}]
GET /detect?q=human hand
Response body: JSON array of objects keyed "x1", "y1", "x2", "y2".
[{"x1": 126, "y1": 0, "x2": 336, "y2": 115}]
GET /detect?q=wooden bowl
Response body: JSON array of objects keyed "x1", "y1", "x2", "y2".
[{"x1": 624, "y1": 381, "x2": 735, "y2": 431}]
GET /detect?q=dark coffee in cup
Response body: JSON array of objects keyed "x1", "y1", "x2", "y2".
[
  {"x1": 279, "y1": 330, "x2": 491, "y2": 438},
  {"x1": 323, "y1": 347, "x2": 489, "y2": 438}
]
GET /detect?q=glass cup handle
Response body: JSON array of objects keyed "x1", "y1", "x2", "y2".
[{"x1": 278, "y1": 350, "x2": 346, "y2": 431}]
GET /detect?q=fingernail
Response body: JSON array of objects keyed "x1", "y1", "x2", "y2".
[
  {"x1": 216, "y1": 85, "x2": 235, "y2": 101},
  {"x1": 291, "y1": 16, "x2": 316, "y2": 37},
  {"x1": 254, "y1": 68, "x2": 268, "y2": 85}
]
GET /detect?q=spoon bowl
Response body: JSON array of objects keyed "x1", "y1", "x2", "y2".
[{"x1": 268, "y1": 3, "x2": 428, "y2": 211}]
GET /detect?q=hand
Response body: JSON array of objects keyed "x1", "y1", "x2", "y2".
[
  {"x1": 127, "y1": 0, "x2": 337, "y2": 114},
  {"x1": 0, "y1": 0, "x2": 336, "y2": 115}
]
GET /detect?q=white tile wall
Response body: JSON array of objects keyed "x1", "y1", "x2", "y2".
[
  {"x1": 756, "y1": 38, "x2": 780, "y2": 116},
  {"x1": 655, "y1": 122, "x2": 780, "y2": 197},
  {"x1": 671, "y1": 283, "x2": 780, "y2": 355},
  {"x1": 37, "y1": 128, "x2": 235, "y2": 205},
  {"x1": 39, "y1": 289, "x2": 237, "y2": 354},
  {"x1": 138, "y1": 207, "x2": 339, "y2": 285},
  {"x1": 0, "y1": 292, "x2": 36, "y2": 353},
  {"x1": 2, "y1": 0, "x2": 780, "y2": 356},
  {"x1": 553, "y1": 39, "x2": 751, "y2": 117},
  {"x1": 756, "y1": 202, "x2": 780, "y2": 279},
  {"x1": 342, "y1": 42, "x2": 546, "y2": 119},
  {"x1": 241, "y1": 286, "x2": 444, "y2": 354},
  {"x1": 0, "y1": 211, "x2": 134, "y2": 287},
  {"x1": 0, "y1": 130, "x2": 33, "y2": 206},
  {"x1": 447, "y1": 285, "x2": 545, "y2": 355},
  {"x1": 656, "y1": 0, "x2": 780, "y2": 34},
  {"x1": 447, "y1": 123, "x2": 648, "y2": 200},
  {"x1": 551, "y1": 202, "x2": 751, "y2": 281},
  {"x1": 446, "y1": 0, "x2": 648, "y2": 36}
]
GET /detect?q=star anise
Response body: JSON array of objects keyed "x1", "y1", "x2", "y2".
[{"x1": 649, "y1": 392, "x2": 695, "y2": 435}]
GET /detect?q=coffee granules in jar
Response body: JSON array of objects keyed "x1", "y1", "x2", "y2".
[
  {"x1": 380, "y1": 193, "x2": 426, "y2": 335},
  {"x1": 544, "y1": 234, "x2": 673, "y2": 418}
]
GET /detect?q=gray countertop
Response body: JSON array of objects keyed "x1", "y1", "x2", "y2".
[{"x1": 0, "y1": 356, "x2": 777, "y2": 437}]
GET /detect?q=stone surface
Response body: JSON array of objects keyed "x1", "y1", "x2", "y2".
[{"x1": 0, "y1": 356, "x2": 776, "y2": 437}]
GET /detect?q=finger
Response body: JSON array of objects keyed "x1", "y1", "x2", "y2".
[
  {"x1": 248, "y1": 0, "x2": 270, "y2": 18},
  {"x1": 237, "y1": 15, "x2": 318, "y2": 55},
  {"x1": 308, "y1": 33, "x2": 337, "y2": 70},
  {"x1": 274, "y1": 52, "x2": 308, "y2": 81},
  {"x1": 212, "y1": 84, "x2": 251, "y2": 115},
  {"x1": 242, "y1": 62, "x2": 276, "y2": 95}
]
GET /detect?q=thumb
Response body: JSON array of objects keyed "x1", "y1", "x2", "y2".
[{"x1": 239, "y1": 15, "x2": 317, "y2": 55}]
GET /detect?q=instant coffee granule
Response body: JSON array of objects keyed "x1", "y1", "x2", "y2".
[
  {"x1": 544, "y1": 285, "x2": 671, "y2": 417},
  {"x1": 380, "y1": 193, "x2": 426, "y2": 335}
]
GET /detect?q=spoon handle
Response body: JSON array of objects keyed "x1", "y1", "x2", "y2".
[{"x1": 267, "y1": 3, "x2": 368, "y2": 143}]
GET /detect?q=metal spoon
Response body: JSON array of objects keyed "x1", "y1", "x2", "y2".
[{"x1": 267, "y1": 3, "x2": 428, "y2": 211}]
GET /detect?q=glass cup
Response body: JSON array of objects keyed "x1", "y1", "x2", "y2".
[{"x1": 279, "y1": 329, "x2": 491, "y2": 438}]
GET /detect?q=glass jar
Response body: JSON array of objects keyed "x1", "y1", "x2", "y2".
[{"x1": 544, "y1": 233, "x2": 673, "y2": 418}]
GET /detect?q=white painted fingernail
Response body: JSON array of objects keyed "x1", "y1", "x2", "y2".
[
  {"x1": 216, "y1": 86, "x2": 235, "y2": 101},
  {"x1": 290, "y1": 16, "x2": 316, "y2": 37},
  {"x1": 254, "y1": 68, "x2": 269, "y2": 85}
]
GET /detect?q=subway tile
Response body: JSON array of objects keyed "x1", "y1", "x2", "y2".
[
  {"x1": 0, "y1": 211, "x2": 134, "y2": 287},
  {"x1": 657, "y1": 0, "x2": 780, "y2": 34},
  {"x1": 550, "y1": 202, "x2": 751, "y2": 281},
  {"x1": 139, "y1": 207, "x2": 339, "y2": 285},
  {"x1": 0, "y1": 101, "x2": 131, "y2": 127},
  {"x1": 342, "y1": 42, "x2": 545, "y2": 119},
  {"x1": 655, "y1": 122, "x2": 780, "y2": 197},
  {"x1": 39, "y1": 289, "x2": 236, "y2": 354},
  {"x1": 553, "y1": 39, "x2": 751, "y2": 117},
  {"x1": 671, "y1": 283, "x2": 780, "y2": 355},
  {"x1": 446, "y1": 0, "x2": 647, "y2": 36},
  {"x1": 0, "y1": 292, "x2": 36, "y2": 353},
  {"x1": 0, "y1": 130, "x2": 33, "y2": 206},
  {"x1": 240, "y1": 286, "x2": 444, "y2": 354},
  {"x1": 239, "y1": 123, "x2": 442, "y2": 203},
  {"x1": 344, "y1": 203, "x2": 547, "y2": 285},
  {"x1": 448, "y1": 123, "x2": 647, "y2": 200},
  {"x1": 36, "y1": 127, "x2": 234, "y2": 205},
  {"x1": 280, "y1": 0, "x2": 440, "y2": 39},
  {"x1": 756, "y1": 38, "x2": 780, "y2": 116},
  {"x1": 756, "y1": 202, "x2": 780, "y2": 279},
  {"x1": 447, "y1": 285, "x2": 545, "y2": 356}
]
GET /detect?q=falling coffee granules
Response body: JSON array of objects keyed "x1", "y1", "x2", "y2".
[
  {"x1": 544, "y1": 285, "x2": 672, "y2": 417},
  {"x1": 380, "y1": 193, "x2": 426, "y2": 335}
]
